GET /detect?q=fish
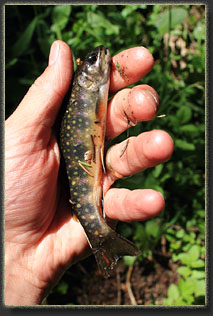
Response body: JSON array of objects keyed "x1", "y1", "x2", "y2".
[{"x1": 60, "y1": 45, "x2": 140, "y2": 278}]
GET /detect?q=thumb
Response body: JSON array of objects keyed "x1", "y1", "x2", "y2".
[{"x1": 12, "y1": 40, "x2": 73, "y2": 128}]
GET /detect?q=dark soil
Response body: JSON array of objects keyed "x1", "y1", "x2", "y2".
[{"x1": 47, "y1": 253, "x2": 180, "y2": 306}]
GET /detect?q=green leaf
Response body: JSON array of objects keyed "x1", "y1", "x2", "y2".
[
  {"x1": 145, "y1": 220, "x2": 160, "y2": 238},
  {"x1": 152, "y1": 164, "x2": 163, "y2": 178},
  {"x1": 170, "y1": 241, "x2": 181, "y2": 250},
  {"x1": 191, "y1": 270, "x2": 205, "y2": 279},
  {"x1": 56, "y1": 281, "x2": 68, "y2": 295},
  {"x1": 197, "y1": 210, "x2": 205, "y2": 218},
  {"x1": 121, "y1": 5, "x2": 146, "y2": 18},
  {"x1": 167, "y1": 284, "x2": 180, "y2": 300},
  {"x1": 190, "y1": 259, "x2": 205, "y2": 268},
  {"x1": 133, "y1": 223, "x2": 146, "y2": 242},
  {"x1": 52, "y1": 5, "x2": 72, "y2": 31},
  {"x1": 179, "y1": 124, "x2": 199, "y2": 135},
  {"x1": 123, "y1": 256, "x2": 137, "y2": 266},
  {"x1": 176, "y1": 229, "x2": 185, "y2": 238},
  {"x1": 156, "y1": 7, "x2": 188, "y2": 35},
  {"x1": 177, "y1": 266, "x2": 191, "y2": 278},
  {"x1": 188, "y1": 245, "x2": 200, "y2": 262},
  {"x1": 178, "y1": 278, "x2": 196, "y2": 296},
  {"x1": 178, "y1": 245, "x2": 200, "y2": 266},
  {"x1": 173, "y1": 298, "x2": 189, "y2": 305},
  {"x1": 163, "y1": 297, "x2": 173, "y2": 305},
  {"x1": 175, "y1": 139, "x2": 195, "y2": 151},
  {"x1": 11, "y1": 17, "x2": 38, "y2": 58},
  {"x1": 193, "y1": 21, "x2": 205, "y2": 41},
  {"x1": 195, "y1": 279, "x2": 205, "y2": 297},
  {"x1": 87, "y1": 12, "x2": 119, "y2": 35},
  {"x1": 182, "y1": 294, "x2": 194, "y2": 305},
  {"x1": 5, "y1": 58, "x2": 18, "y2": 70},
  {"x1": 176, "y1": 106, "x2": 192, "y2": 124}
]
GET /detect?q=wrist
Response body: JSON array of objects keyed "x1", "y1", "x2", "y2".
[{"x1": 4, "y1": 246, "x2": 48, "y2": 306}]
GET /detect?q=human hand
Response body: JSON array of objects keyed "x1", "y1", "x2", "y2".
[{"x1": 5, "y1": 40, "x2": 174, "y2": 305}]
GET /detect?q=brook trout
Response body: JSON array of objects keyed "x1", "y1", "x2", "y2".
[{"x1": 60, "y1": 45, "x2": 140, "y2": 278}]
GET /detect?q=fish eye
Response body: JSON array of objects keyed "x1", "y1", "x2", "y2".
[{"x1": 87, "y1": 54, "x2": 98, "y2": 64}]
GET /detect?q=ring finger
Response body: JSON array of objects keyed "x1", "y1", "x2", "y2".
[
  {"x1": 106, "y1": 84, "x2": 160, "y2": 141},
  {"x1": 104, "y1": 129, "x2": 174, "y2": 191}
]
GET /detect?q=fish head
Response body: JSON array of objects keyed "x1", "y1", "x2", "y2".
[{"x1": 77, "y1": 46, "x2": 111, "y2": 91}]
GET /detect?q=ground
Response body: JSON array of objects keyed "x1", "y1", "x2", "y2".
[{"x1": 47, "y1": 252, "x2": 180, "y2": 306}]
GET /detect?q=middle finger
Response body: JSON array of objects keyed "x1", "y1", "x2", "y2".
[
  {"x1": 105, "y1": 129, "x2": 174, "y2": 186},
  {"x1": 106, "y1": 84, "x2": 159, "y2": 140}
]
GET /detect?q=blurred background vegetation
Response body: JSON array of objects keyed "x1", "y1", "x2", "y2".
[{"x1": 5, "y1": 4, "x2": 205, "y2": 305}]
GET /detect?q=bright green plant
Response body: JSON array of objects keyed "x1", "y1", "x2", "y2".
[{"x1": 163, "y1": 216, "x2": 205, "y2": 305}]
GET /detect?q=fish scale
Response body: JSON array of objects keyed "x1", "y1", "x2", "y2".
[{"x1": 60, "y1": 45, "x2": 140, "y2": 278}]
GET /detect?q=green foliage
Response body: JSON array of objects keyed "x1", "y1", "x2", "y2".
[
  {"x1": 155, "y1": 7, "x2": 188, "y2": 35},
  {"x1": 163, "y1": 225, "x2": 205, "y2": 305},
  {"x1": 5, "y1": 4, "x2": 205, "y2": 306}
]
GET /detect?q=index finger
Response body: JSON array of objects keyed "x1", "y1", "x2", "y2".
[{"x1": 109, "y1": 46, "x2": 154, "y2": 94}]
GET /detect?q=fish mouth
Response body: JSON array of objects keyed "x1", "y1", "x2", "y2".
[
  {"x1": 99, "y1": 46, "x2": 111, "y2": 60},
  {"x1": 98, "y1": 46, "x2": 111, "y2": 71},
  {"x1": 98, "y1": 45, "x2": 110, "y2": 55}
]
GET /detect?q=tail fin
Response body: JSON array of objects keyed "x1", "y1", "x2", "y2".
[{"x1": 91, "y1": 231, "x2": 141, "y2": 278}]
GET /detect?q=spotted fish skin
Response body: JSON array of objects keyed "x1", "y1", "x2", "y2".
[{"x1": 60, "y1": 46, "x2": 140, "y2": 278}]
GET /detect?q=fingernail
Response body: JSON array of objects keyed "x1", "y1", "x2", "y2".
[
  {"x1": 146, "y1": 90, "x2": 160, "y2": 111},
  {"x1": 48, "y1": 41, "x2": 60, "y2": 66}
]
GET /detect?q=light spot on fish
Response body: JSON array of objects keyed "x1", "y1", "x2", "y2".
[{"x1": 74, "y1": 139, "x2": 81, "y2": 146}]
